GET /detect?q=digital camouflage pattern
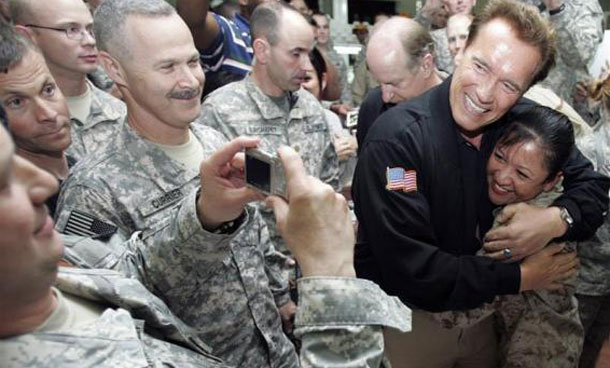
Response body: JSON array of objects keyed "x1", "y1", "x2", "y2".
[
  {"x1": 576, "y1": 116, "x2": 610, "y2": 297},
  {"x1": 519, "y1": 0, "x2": 604, "y2": 104},
  {"x1": 55, "y1": 121, "x2": 297, "y2": 368},
  {"x1": 430, "y1": 28, "x2": 454, "y2": 73},
  {"x1": 66, "y1": 81, "x2": 126, "y2": 161},
  {"x1": 324, "y1": 46, "x2": 353, "y2": 104},
  {"x1": 430, "y1": 185, "x2": 583, "y2": 368},
  {"x1": 296, "y1": 277, "x2": 412, "y2": 368},
  {"x1": 0, "y1": 268, "x2": 412, "y2": 368},
  {"x1": 201, "y1": 76, "x2": 341, "y2": 254},
  {"x1": 87, "y1": 65, "x2": 116, "y2": 94}
]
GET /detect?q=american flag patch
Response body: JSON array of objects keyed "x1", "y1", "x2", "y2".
[
  {"x1": 63, "y1": 210, "x2": 118, "y2": 238},
  {"x1": 386, "y1": 167, "x2": 417, "y2": 193}
]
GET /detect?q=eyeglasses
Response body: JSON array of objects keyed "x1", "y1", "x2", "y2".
[{"x1": 24, "y1": 24, "x2": 95, "y2": 41}]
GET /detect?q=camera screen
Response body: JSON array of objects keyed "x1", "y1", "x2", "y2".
[{"x1": 246, "y1": 154, "x2": 271, "y2": 193}]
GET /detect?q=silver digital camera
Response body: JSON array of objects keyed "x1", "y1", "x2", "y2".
[{"x1": 245, "y1": 148, "x2": 287, "y2": 198}]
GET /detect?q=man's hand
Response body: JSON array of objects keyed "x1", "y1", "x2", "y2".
[
  {"x1": 330, "y1": 103, "x2": 352, "y2": 118},
  {"x1": 278, "y1": 301, "x2": 297, "y2": 334},
  {"x1": 197, "y1": 136, "x2": 264, "y2": 230},
  {"x1": 519, "y1": 243, "x2": 579, "y2": 292},
  {"x1": 266, "y1": 146, "x2": 356, "y2": 278},
  {"x1": 333, "y1": 135, "x2": 358, "y2": 162},
  {"x1": 572, "y1": 81, "x2": 589, "y2": 104},
  {"x1": 483, "y1": 204, "x2": 568, "y2": 261}
]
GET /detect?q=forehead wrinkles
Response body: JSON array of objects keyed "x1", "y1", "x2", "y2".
[{"x1": 0, "y1": 53, "x2": 48, "y2": 94}]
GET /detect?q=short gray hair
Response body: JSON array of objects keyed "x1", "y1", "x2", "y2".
[
  {"x1": 251, "y1": 1, "x2": 301, "y2": 46},
  {"x1": 0, "y1": 19, "x2": 40, "y2": 73},
  {"x1": 93, "y1": 0, "x2": 175, "y2": 59}
]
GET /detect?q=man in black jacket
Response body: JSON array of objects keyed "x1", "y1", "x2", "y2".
[{"x1": 353, "y1": 1, "x2": 610, "y2": 367}]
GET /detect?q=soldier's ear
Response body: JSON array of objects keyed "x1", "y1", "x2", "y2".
[
  {"x1": 98, "y1": 51, "x2": 127, "y2": 88},
  {"x1": 14, "y1": 25, "x2": 36, "y2": 43},
  {"x1": 253, "y1": 38, "x2": 271, "y2": 64}
]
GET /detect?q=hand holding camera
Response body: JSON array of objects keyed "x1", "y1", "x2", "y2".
[
  {"x1": 265, "y1": 146, "x2": 356, "y2": 278},
  {"x1": 197, "y1": 136, "x2": 264, "y2": 230}
]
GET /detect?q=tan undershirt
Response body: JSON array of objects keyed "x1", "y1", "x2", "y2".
[
  {"x1": 150, "y1": 130, "x2": 204, "y2": 172},
  {"x1": 35, "y1": 287, "x2": 104, "y2": 332},
  {"x1": 66, "y1": 84, "x2": 93, "y2": 124}
]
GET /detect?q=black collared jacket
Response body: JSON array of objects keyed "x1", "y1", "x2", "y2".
[{"x1": 353, "y1": 77, "x2": 610, "y2": 312}]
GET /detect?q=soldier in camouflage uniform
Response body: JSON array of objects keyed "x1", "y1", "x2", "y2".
[
  {"x1": 0, "y1": 123, "x2": 413, "y2": 368},
  {"x1": 0, "y1": 24, "x2": 76, "y2": 217},
  {"x1": 66, "y1": 79, "x2": 126, "y2": 161},
  {"x1": 518, "y1": 0, "x2": 604, "y2": 105},
  {"x1": 56, "y1": 122, "x2": 298, "y2": 367},
  {"x1": 201, "y1": 2, "x2": 341, "y2": 255},
  {"x1": 11, "y1": 0, "x2": 126, "y2": 162},
  {"x1": 54, "y1": 1, "x2": 298, "y2": 366},
  {"x1": 572, "y1": 78, "x2": 610, "y2": 368},
  {"x1": 311, "y1": 12, "x2": 353, "y2": 107}
]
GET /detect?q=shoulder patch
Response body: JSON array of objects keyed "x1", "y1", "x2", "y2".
[
  {"x1": 63, "y1": 210, "x2": 118, "y2": 238},
  {"x1": 386, "y1": 167, "x2": 417, "y2": 193}
]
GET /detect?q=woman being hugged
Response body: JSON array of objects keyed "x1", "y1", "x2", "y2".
[{"x1": 432, "y1": 105, "x2": 583, "y2": 368}]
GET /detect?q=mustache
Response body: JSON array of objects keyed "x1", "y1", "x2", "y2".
[{"x1": 167, "y1": 88, "x2": 201, "y2": 100}]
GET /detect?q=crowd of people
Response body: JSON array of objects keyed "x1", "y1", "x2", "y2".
[{"x1": 0, "y1": 0, "x2": 609, "y2": 367}]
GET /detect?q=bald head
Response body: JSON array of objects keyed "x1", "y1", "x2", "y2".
[
  {"x1": 367, "y1": 17, "x2": 439, "y2": 104},
  {"x1": 251, "y1": 1, "x2": 308, "y2": 46},
  {"x1": 368, "y1": 17, "x2": 433, "y2": 72}
]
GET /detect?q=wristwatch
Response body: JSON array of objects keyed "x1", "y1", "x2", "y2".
[
  {"x1": 549, "y1": 3, "x2": 566, "y2": 16},
  {"x1": 559, "y1": 206, "x2": 574, "y2": 229}
]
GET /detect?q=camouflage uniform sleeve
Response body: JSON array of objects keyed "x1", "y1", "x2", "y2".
[
  {"x1": 57, "y1": 186, "x2": 238, "y2": 298},
  {"x1": 55, "y1": 183, "x2": 125, "y2": 234},
  {"x1": 550, "y1": 0, "x2": 603, "y2": 67},
  {"x1": 315, "y1": 108, "x2": 343, "y2": 192},
  {"x1": 351, "y1": 61, "x2": 369, "y2": 107},
  {"x1": 295, "y1": 277, "x2": 411, "y2": 368},
  {"x1": 200, "y1": 98, "x2": 231, "y2": 139},
  {"x1": 253, "y1": 207, "x2": 292, "y2": 307},
  {"x1": 338, "y1": 58, "x2": 353, "y2": 105},
  {"x1": 66, "y1": 121, "x2": 87, "y2": 162}
]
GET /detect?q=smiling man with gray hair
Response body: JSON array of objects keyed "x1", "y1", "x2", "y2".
[{"x1": 54, "y1": 0, "x2": 300, "y2": 366}]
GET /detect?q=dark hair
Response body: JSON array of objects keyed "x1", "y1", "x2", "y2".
[
  {"x1": 201, "y1": 70, "x2": 245, "y2": 100},
  {"x1": 497, "y1": 105, "x2": 574, "y2": 182},
  {"x1": 309, "y1": 46, "x2": 326, "y2": 80},
  {"x1": 0, "y1": 19, "x2": 37, "y2": 73},
  {"x1": 251, "y1": 1, "x2": 301, "y2": 46},
  {"x1": 466, "y1": 0, "x2": 556, "y2": 87}
]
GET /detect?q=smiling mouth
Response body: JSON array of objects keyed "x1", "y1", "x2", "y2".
[
  {"x1": 491, "y1": 182, "x2": 511, "y2": 194},
  {"x1": 465, "y1": 94, "x2": 489, "y2": 115}
]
